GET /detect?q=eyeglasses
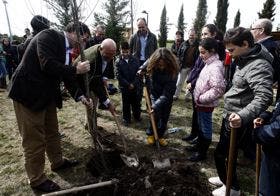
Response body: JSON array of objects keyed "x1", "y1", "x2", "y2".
[{"x1": 251, "y1": 27, "x2": 263, "y2": 31}]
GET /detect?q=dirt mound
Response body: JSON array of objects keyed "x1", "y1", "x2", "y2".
[{"x1": 84, "y1": 149, "x2": 211, "y2": 196}]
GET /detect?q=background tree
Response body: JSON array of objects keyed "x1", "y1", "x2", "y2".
[
  {"x1": 214, "y1": 0, "x2": 229, "y2": 33},
  {"x1": 93, "y1": 0, "x2": 130, "y2": 46},
  {"x1": 233, "y1": 9, "x2": 241, "y2": 28},
  {"x1": 44, "y1": 0, "x2": 76, "y2": 29},
  {"x1": 258, "y1": 0, "x2": 276, "y2": 21},
  {"x1": 158, "y1": 5, "x2": 168, "y2": 47},
  {"x1": 177, "y1": 4, "x2": 185, "y2": 37},
  {"x1": 193, "y1": 0, "x2": 207, "y2": 38}
]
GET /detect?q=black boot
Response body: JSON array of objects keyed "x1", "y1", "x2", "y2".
[
  {"x1": 185, "y1": 142, "x2": 199, "y2": 152},
  {"x1": 182, "y1": 134, "x2": 197, "y2": 142},
  {"x1": 0, "y1": 77, "x2": 7, "y2": 89},
  {"x1": 0, "y1": 77, "x2": 3, "y2": 88},
  {"x1": 188, "y1": 138, "x2": 211, "y2": 162}
]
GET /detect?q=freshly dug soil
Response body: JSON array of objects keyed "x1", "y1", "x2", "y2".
[{"x1": 83, "y1": 149, "x2": 211, "y2": 195}]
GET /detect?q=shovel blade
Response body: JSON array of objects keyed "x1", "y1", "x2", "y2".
[
  {"x1": 120, "y1": 153, "x2": 139, "y2": 167},
  {"x1": 152, "y1": 158, "x2": 171, "y2": 169}
]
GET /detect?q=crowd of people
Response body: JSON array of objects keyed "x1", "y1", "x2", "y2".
[{"x1": 1, "y1": 14, "x2": 280, "y2": 196}]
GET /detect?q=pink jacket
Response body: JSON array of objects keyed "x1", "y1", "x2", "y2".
[{"x1": 194, "y1": 54, "x2": 225, "y2": 108}]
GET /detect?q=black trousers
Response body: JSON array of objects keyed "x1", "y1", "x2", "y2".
[
  {"x1": 190, "y1": 93, "x2": 199, "y2": 136},
  {"x1": 121, "y1": 89, "x2": 141, "y2": 122},
  {"x1": 146, "y1": 103, "x2": 172, "y2": 138},
  {"x1": 214, "y1": 117, "x2": 254, "y2": 191}
]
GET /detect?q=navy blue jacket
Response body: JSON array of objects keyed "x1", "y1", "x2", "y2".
[
  {"x1": 150, "y1": 69, "x2": 177, "y2": 112},
  {"x1": 115, "y1": 55, "x2": 141, "y2": 92},
  {"x1": 254, "y1": 100, "x2": 280, "y2": 196},
  {"x1": 254, "y1": 101, "x2": 280, "y2": 156},
  {"x1": 260, "y1": 37, "x2": 280, "y2": 83}
]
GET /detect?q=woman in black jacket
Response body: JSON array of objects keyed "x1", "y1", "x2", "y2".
[{"x1": 145, "y1": 48, "x2": 179, "y2": 146}]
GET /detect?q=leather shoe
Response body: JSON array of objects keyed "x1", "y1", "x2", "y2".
[
  {"x1": 52, "y1": 159, "x2": 79, "y2": 172},
  {"x1": 187, "y1": 152, "x2": 206, "y2": 162},
  {"x1": 32, "y1": 179, "x2": 60, "y2": 192},
  {"x1": 185, "y1": 143, "x2": 199, "y2": 152},
  {"x1": 182, "y1": 134, "x2": 196, "y2": 142}
]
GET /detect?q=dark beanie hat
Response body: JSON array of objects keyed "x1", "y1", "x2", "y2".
[{"x1": 30, "y1": 15, "x2": 50, "y2": 33}]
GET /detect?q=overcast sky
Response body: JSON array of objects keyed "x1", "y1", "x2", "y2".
[{"x1": 0, "y1": 0, "x2": 280, "y2": 39}]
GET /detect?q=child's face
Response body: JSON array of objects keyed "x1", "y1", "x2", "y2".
[
  {"x1": 199, "y1": 46, "x2": 212, "y2": 62},
  {"x1": 121, "y1": 49, "x2": 130, "y2": 59}
]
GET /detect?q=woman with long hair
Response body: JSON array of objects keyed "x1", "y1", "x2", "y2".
[{"x1": 145, "y1": 48, "x2": 179, "y2": 146}]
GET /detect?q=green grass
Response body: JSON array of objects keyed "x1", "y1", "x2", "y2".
[{"x1": 0, "y1": 81, "x2": 256, "y2": 195}]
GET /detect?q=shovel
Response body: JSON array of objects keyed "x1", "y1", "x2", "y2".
[
  {"x1": 105, "y1": 87, "x2": 139, "y2": 167},
  {"x1": 143, "y1": 76, "x2": 171, "y2": 169},
  {"x1": 255, "y1": 144, "x2": 261, "y2": 196},
  {"x1": 226, "y1": 127, "x2": 237, "y2": 196},
  {"x1": 112, "y1": 112, "x2": 139, "y2": 167}
]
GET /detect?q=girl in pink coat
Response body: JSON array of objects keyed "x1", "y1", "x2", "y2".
[{"x1": 188, "y1": 37, "x2": 226, "y2": 161}]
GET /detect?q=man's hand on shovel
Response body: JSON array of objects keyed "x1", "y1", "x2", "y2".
[
  {"x1": 253, "y1": 118, "x2": 264, "y2": 128},
  {"x1": 80, "y1": 96, "x2": 94, "y2": 109},
  {"x1": 253, "y1": 117, "x2": 263, "y2": 196},
  {"x1": 107, "y1": 102, "x2": 117, "y2": 116},
  {"x1": 229, "y1": 113, "x2": 242, "y2": 128}
]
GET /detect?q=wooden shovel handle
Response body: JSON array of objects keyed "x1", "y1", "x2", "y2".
[
  {"x1": 255, "y1": 144, "x2": 261, "y2": 196},
  {"x1": 226, "y1": 127, "x2": 237, "y2": 196},
  {"x1": 143, "y1": 86, "x2": 160, "y2": 144}
]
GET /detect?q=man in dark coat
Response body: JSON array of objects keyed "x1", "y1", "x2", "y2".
[
  {"x1": 129, "y1": 18, "x2": 157, "y2": 66},
  {"x1": 8, "y1": 22, "x2": 92, "y2": 193},
  {"x1": 86, "y1": 24, "x2": 105, "y2": 49},
  {"x1": 251, "y1": 18, "x2": 280, "y2": 101},
  {"x1": 171, "y1": 30, "x2": 184, "y2": 56},
  {"x1": 253, "y1": 100, "x2": 280, "y2": 196},
  {"x1": 18, "y1": 15, "x2": 51, "y2": 63}
]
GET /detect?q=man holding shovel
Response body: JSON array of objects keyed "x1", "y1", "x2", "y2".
[
  {"x1": 253, "y1": 101, "x2": 280, "y2": 196},
  {"x1": 8, "y1": 22, "x2": 93, "y2": 193},
  {"x1": 74, "y1": 38, "x2": 117, "y2": 116},
  {"x1": 210, "y1": 27, "x2": 273, "y2": 196}
]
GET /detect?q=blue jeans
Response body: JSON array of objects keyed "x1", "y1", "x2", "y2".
[
  {"x1": 197, "y1": 111, "x2": 212, "y2": 139},
  {"x1": 0, "y1": 60, "x2": 7, "y2": 78},
  {"x1": 259, "y1": 152, "x2": 280, "y2": 196}
]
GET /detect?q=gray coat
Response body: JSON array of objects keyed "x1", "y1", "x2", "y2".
[{"x1": 224, "y1": 44, "x2": 274, "y2": 126}]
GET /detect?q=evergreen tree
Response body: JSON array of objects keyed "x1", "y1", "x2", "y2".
[
  {"x1": 214, "y1": 0, "x2": 229, "y2": 33},
  {"x1": 94, "y1": 0, "x2": 130, "y2": 46},
  {"x1": 44, "y1": 0, "x2": 76, "y2": 29},
  {"x1": 258, "y1": 0, "x2": 276, "y2": 21},
  {"x1": 177, "y1": 4, "x2": 185, "y2": 36},
  {"x1": 158, "y1": 5, "x2": 168, "y2": 47},
  {"x1": 233, "y1": 9, "x2": 241, "y2": 28},
  {"x1": 193, "y1": 0, "x2": 207, "y2": 38}
]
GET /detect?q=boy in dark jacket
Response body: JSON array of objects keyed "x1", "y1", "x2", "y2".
[
  {"x1": 253, "y1": 101, "x2": 280, "y2": 196},
  {"x1": 116, "y1": 41, "x2": 142, "y2": 126}
]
